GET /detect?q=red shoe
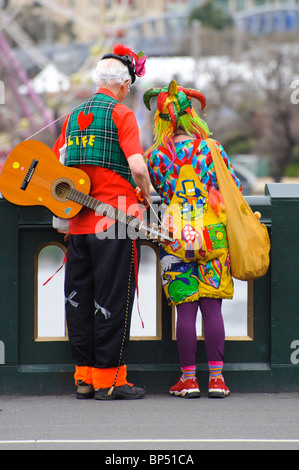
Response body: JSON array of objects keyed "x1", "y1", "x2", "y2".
[
  {"x1": 169, "y1": 377, "x2": 200, "y2": 398},
  {"x1": 208, "y1": 376, "x2": 230, "y2": 398}
]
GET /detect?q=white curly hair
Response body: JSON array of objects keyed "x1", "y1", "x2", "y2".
[{"x1": 95, "y1": 58, "x2": 131, "y2": 87}]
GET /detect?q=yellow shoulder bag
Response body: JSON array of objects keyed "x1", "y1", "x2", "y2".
[{"x1": 206, "y1": 138, "x2": 270, "y2": 281}]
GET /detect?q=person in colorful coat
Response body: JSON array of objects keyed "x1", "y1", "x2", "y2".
[
  {"x1": 53, "y1": 44, "x2": 151, "y2": 400},
  {"x1": 144, "y1": 80, "x2": 242, "y2": 398}
]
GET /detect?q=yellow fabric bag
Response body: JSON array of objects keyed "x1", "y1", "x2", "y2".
[{"x1": 206, "y1": 138, "x2": 270, "y2": 281}]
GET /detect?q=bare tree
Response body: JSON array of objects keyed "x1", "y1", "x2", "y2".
[
  {"x1": 246, "y1": 41, "x2": 299, "y2": 181},
  {"x1": 201, "y1": 35, "x2": 299, "y2": 181}
]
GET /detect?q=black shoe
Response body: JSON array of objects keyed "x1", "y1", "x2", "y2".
[
  {"x1": 76, "y1": 380, "x2": 94, "y2": 400},
  {"x1": 94, "y1": 383, "x2": 145, "y2": 400}
]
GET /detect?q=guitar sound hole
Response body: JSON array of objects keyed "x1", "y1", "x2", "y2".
[{"x1": 55, "y1": 181, "x2": 71, "y2": 199}]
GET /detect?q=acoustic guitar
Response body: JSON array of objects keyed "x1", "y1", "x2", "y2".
[{"x1": 0, "y1": 140, "x2": 174, "y2": 245}]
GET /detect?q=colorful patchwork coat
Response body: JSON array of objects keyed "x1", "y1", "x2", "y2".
[{"x1": 146, "y1": 139, "x2": 242, "y2": 306}]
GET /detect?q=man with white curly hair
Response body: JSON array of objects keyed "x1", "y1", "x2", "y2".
[{"x1": 53, "y1": 44, "x2": 151, "y2": 401}]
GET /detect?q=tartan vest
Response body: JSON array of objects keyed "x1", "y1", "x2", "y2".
[{"x1": 65, "y1": 93, "x2": 136, "y2": 188}]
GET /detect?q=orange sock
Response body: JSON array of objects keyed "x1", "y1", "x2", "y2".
[
  {"x1": 74, "y1": 366, "x2": 93, "y2": 386},
  {"x1": 92, "y1": 365, "x2": 127, "y2": 390}
]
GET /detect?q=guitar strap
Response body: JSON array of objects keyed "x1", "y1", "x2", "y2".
[{"x1": 108, "y1": 239, "x2": 143, "y2": 396}]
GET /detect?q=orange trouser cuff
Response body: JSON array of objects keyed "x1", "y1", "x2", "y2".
[
  {"x1": 92, "y1": 365, "x2": 127, "y2": 389},
  {"x1": 74, "y1": 365, "x2": 127, "y2": 389},
  {"x1": 74, "y1": 366, "x2": 93, "y2": 386}
]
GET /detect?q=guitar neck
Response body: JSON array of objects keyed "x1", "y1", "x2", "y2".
[
  {"x1": 67, "y1": 188, "x2": 174, "y2": 245},
  {"x1": 67, "y1": 187, "x2": 140, "y2": 227}
]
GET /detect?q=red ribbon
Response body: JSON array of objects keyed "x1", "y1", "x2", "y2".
[
  {"x1": 43, "y1": 250, "x2": 68, "y2": 286},
  {"x1": 133, "y1": 239, "x2": 144, "y2": 329}
]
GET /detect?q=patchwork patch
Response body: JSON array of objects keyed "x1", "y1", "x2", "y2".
[
  {"x1": 207, "y1": 224, "x2": 228, "y2": 250},
  {"x1": 166, "y1": 267, "x2": 199, "y2": 303},
  {"x1": 198, "y1": 259, "x2": 222, "y2": 289}
]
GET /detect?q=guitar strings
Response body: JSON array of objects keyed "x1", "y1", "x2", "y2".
[
  {"x1": 30, "y1": 175, "x2": 51, "y2": 188},
  {"x1": 30, "y1": 175, "x2": 71, "y2": 195},
  {"x1": 30, "y1": 174, "x2": 169, "y2": 238},
  {"x1": 29, "y1": 173, "x2": 170, "y2": 241},
  {"x1": 144, "y1": 195, "x2": 165, "y2": 229},
  {"x1": 23, "y1": 159, "x2": 166, "y2": 238},
  {"x1": 30, "y1": 173, "x2": 70, "y2": 189}
]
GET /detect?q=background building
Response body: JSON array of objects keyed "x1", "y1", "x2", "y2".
[
  {"x1": 1, "y1": 0, "x2": 299, "y2": 181},
  {"x1": 6, "y1": 0, "x2": 195, "y2": 44}
]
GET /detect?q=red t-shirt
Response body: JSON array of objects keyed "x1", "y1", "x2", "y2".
[{"x1": 52, "y1": 88, "x2": 144, "y2": 234}]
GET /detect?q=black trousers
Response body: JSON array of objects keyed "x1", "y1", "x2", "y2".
[{"x1": 64, "y1": 226, "x2": 140, "y2": 369}]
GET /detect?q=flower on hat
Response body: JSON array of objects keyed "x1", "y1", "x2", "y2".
[
  {"x1": 135, "y1": 52, "x2": 147, "y2": 77},
  {"x1": 112, "y1": 44, "x2": 147, "y2": 78}
]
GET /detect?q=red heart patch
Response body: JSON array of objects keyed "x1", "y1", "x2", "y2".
[{"x1": 77, "y1": 111, "x2": 94, "y2": 131}]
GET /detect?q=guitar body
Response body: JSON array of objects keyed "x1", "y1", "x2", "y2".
[{"x1": 0, "y1": 140, "x2": 90, "y2": 219}]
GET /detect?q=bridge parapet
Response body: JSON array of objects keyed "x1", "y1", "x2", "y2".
[{"x1": 0, "y1": 184, "x2": 299, "y2": 394}]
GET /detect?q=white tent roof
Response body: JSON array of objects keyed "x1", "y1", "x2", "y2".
[
  {"x1": 32, "y1": 64, "x2": 70, "y2": 93},
  {"x1": 20, "y1": 64, "x2": 70, "y2": 94}
]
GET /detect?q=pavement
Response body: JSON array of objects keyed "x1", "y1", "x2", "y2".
[{"x1": 0, "y1": 391, "x2": 299, "y2": 451}]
